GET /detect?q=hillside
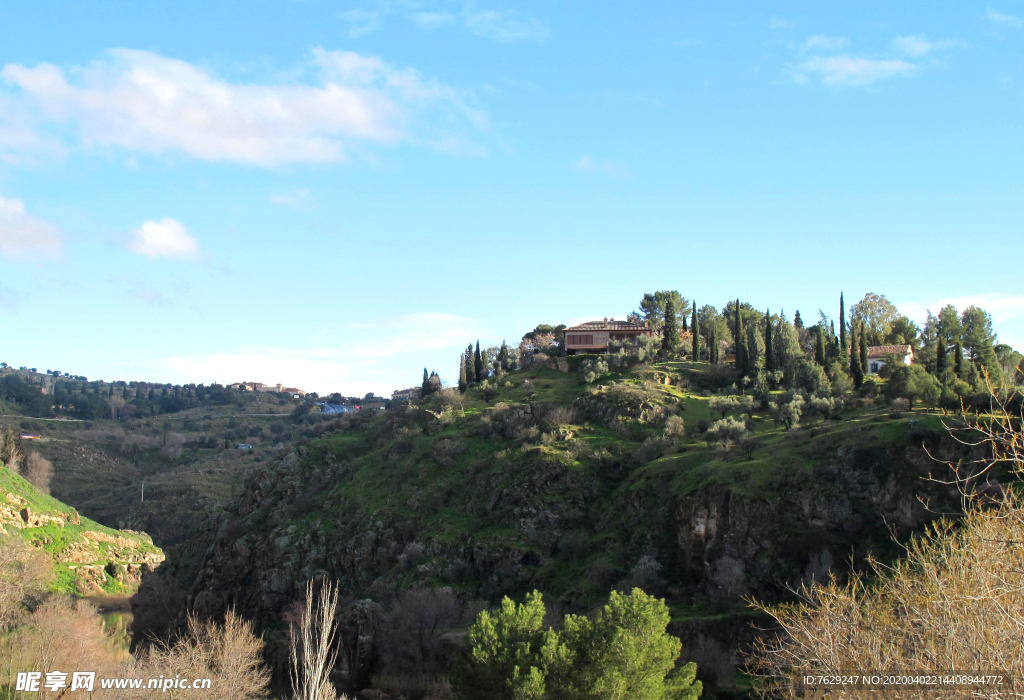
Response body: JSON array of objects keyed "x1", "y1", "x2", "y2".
[
  {"x1": 134, "y1": 358, "x2": 976, "y2": 696},
  {"x1": 0, "y1": 381, "x2": 302, "y2": 547},
  {"x1": 0, "y1": 465, "x2": 164, "y2": 596}
]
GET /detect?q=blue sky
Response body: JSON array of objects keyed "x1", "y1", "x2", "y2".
[{"x1": 1, "y1": 1, "x2": 1022, "y2": 396}]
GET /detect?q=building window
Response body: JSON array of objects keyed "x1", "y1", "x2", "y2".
[{"x1": 870, "y1": 362, "x2": 879, "y2": 373}]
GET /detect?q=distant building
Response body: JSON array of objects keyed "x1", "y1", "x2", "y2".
[
  {"x1": 282, "y1": 387, "x2": 306, "y2": 398},
  {"x1": 236, "y1": 443, "x2": 254, "y2": 450},
  {"x1": 563, "y1": 318, "x2": 654, "y2": 355},
  {"x1": 865, "y1": 344, "x2": 914, "y2": 375},
  {"x1": 315, "y1": 403, "x2": 354, "y2": 415},
  {"x1": 392, "y1": 387, "x2": 422, "y2": 402}
]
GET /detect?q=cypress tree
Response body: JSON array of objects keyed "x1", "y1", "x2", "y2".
[
  {"x1": 814, "y1": 330, "x2": 826, "y2": 367},
  {"x1": 936, "y1": 339, "x2": 947, "y2": 375},
  {"x1": 850, "y1": 323, "x2": 863, "y2": 387},
  {"x1": 859, "y1": 322, "x2": 868, "y2": 375},
  {"x1": 458, "y1": 353, "x2": 468, "y2": 392},
  {"x1": 839, "y1": 293, "x2": 847, "y2": 353},
  {"x1": 764, "y1": 309, "x2": 774, "y2": 372},
  {"x1": 474, "y1": 341, "x2": 484, "y2": 382},
  {"x1": 661, "y1": 299, "x2": 680, "y2": 354},
  {"x1": 422, "y1": 367, "x2": 429, "y2": 393},
  {"x1": 709, "y1": 323, "x2": 717, "y2": 364},
  {"x1": 498, "y1": 341, "x2": 510, "y2": 372},
  {"x1": 737, "y1": 305, "x2": 748, "y2": 375},
  {"x1": 466, "y1": 344, "x2": 476, "y2": 384},
  {"x1": 691, "y1": 305, "x2": 699, "y2": 361},
  {"x1": 794, "y1": 310, "x2": 804, "y2": 330},
  {"x1": 954, "y1": 342, "x2": 964, "y2": 378}
]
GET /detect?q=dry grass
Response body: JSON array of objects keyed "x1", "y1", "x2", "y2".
[{"x1": 748, "y1": 385, "x2": 1024, "y2": 699}]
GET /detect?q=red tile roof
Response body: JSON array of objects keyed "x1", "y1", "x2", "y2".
[{"x1": 866, "y1": 344, "x2": 913, "y2": 358}]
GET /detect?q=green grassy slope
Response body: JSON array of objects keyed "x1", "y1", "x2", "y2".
[{"x1": 0, "y1": 467, "x2": 163, "y2": 595}]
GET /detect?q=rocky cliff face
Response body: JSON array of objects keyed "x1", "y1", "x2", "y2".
[{"x1": 136, "y1": 422, "x2": 960, "y2": 654}]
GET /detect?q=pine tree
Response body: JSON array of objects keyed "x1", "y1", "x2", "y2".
[
  {"x1": 661, "y1": 299, "x2": 681, "y2": 354},
  {"x1": 794, "y1": 310, "x2": 804, "y2": 330},
  {"x1": 764, "y1": 309, "x2": 774, "y2": 372},
  {"x1": 691, "y1": 305, "x2": 699, "y2": 361},
  {"x1": 839, "y1": 293, "x2": 847, "y2": 354},
  {"x1": 859, "y1": 322, "x2": 868, "y2": 375},
  {"x1": 936, "y1": 339, "x2": 947, "y2": 375},
  {"x1": 954, "y1": 342, "x2": 964, "y2": 378},
  {"x1": 474, "y1": 341, "x2": 484, "y2": 382}
]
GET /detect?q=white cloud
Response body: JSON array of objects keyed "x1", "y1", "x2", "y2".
[
  {"x1": 892, "y1": 35, "x2": 958, "y2": 56},
  {"x1": 125, "y1": 218, "x2": 201, "y2": 260},
  {"x1": 270, "y1": 189, "x2": 313, "y2": 207},
  {"x1": 0, "y1": 196, "x2": 63, "y2": 260},
  {"x1": 986, "y1": 7, "x2": 1023, "y2": 27},
  {"x1": 802, "y1": 34, "x2": 849, "y2": 51},
  {"x1": 0, "y1": 48, "x2": 484, "y2": 166},
  {"x1": 795, "y1": 56, "x2": 917, "y2": 86},
  {"x1": 340, "y1": 8, "x2": 381, "y2": 38}
]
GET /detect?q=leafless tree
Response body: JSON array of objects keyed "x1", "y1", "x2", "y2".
[
  {"x1": 23, "y1": 452, "x2": 52, "y2": 494},
  {"x1": 289, "y1": 579, "x2": 348, "y2": 700}
]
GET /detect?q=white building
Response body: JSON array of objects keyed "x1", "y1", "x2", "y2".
[{"x1": 864, "y1": 344, "x2": 914, "y2": 375}]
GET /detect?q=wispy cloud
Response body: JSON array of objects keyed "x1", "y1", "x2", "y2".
[
  {"x1": 802, "y1": 34, "x2": 848, "y2": 51},
  {"x1": 347, "y1": 312, "x2": 488, "y2": 357},
  {"x1": 0, "y1": 196, "x2": 63, "y2": 260},
  {"x1": 794, "y1": 56, "x2": 917, "y2": 86},
  {"x1": 573, "y1": 155, "x2": 621, "y2": 177},
  {"x1": 900, "y1": 294, "x2": 1024, "y2": 323},
  {"x1": 270, "y1": 189, "x2": 314, "y2": 207},
  {"x1": 768, "y1": 17, "x2": 795, "y2": 30},
  {"x1": 124, "y1": 218, "x2": 201, "y2": 260},
  {"x1": 339, "y1": 8, "x2": 381, "y2": 38},
  {"x1": 892, "y1": 35, "x2": 959, "y2": 56},
  {"x1": 986, "y1": 7, "x2": 1023, "y2": 27},
  {"x1": 408, "y1": 11, "x2": 458, "y2": 30},
  {"x1": 403, "y1": 5, "x2": 547, "y2": 41},
  {"x1": 0, "y1": 285, "x2": 18, "y2": 311},
  {"x1": 134, "y1": 312, "x2": 487, "y2": 395},
  {"x1": 0, "y1": 48, "x2": 485, "y2": 166},
  {"x1": 463, "y1": 9, "x2": 548, "y2": 42}
]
